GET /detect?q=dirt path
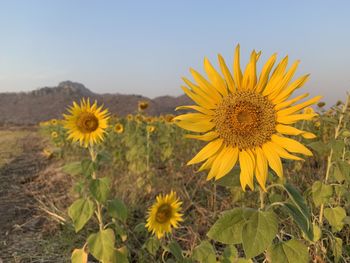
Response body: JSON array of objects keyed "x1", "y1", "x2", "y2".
[{"x1": 0, "y1": 130, "x2": 50, "y2": 262}]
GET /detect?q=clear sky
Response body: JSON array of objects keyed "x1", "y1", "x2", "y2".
[{"x1": 0, "y1": 1, "x2": 349, "y2": 104}]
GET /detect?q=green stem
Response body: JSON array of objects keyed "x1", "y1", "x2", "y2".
[
  {"x1": 259, "y1": 187, "x2": 265, "y2": 209},
  {"x1": 89, "y1": 146, "x2": 104, "y2": 230}
]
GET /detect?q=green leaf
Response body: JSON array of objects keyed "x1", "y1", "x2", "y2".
[
  {"x1": 221, "y1": 245, "x2": 238, "y2": 263},
  {"x1": 62, "y1": 161, "x2": 82, "y2": 176},
  {"x1": 338, "y1": 161, "x2": 350, "y2": 182},
  {"x1": 324, "y1": 206, "x2": 346, "y2": 231},
  {"x1": 87, "y1": 228, "x2": 116, "y2": 263},
  {"x1": 115, "y1": 249, "x2": 129, "y2": 263},
  {"x1": 308, "y1": 141, "x2": 330, "y2": 155},
  {"x1": 312, "y1": 181, "x2": 333, "y2": 207},
  {"x1": 81, "y1": 159, "x2": 95, "y2": 177},
  {"x1": 168, "y1": 241, "x2": 184, "y2": 261},
  {"x1": 107, "y1": 198, "x2": 128, "y2": 222},
  {"x1": 71, "y1": 248, "x2": 88, "y2": 263},
  {"x1": 242, "y1": 211, "x2": 278, "y2": 259},
  {"x1": 333, "y1": 164, "x2": 345, "y2": 182},
  {"x1": 90, "y1": 177, "x2": 110, "y2": 203},
  {"x1": 207, "y1": 208, "x2": 254, "y2": 244},
  {"x1": 283, "y1": 184, "x2": 311, "y2": 220},
  {"x1": 282, "y1": 203, "x2": 313, "y2": 241},
  {"x1": 192, "y1": 241, "x2": 216, "y2": 263},
  {"x1": 333, "y1": 237, "x2": 343, "y2": 263},
  {"x1": 267, "y1": 239, "x2": 308, "y2": 263},
  {"x1": 145, "y1": 237, "x2": 160, "y2": 256},
  {"x1": 68, "y1": 198, "x2": 95, "y2": 232}
]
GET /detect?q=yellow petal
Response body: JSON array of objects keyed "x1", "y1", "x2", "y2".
[
  {"x1": 181, "y1": 86, "x2": 215, "y2": 109},
  {"x1": 190, "y1": 69, "x2": 222, "y2": 102},
  {"x1": 277, "y1": 96, "x2": 322, "y2": 117},
  {"x1": 175, "y1": 119, "x2": 215, "y2": 133},
  {"x1": 254, "y1": 147, "x2": 268, "y2": 191},
  {"x1": 255, "y1": 53, "x2": 277, "y2": 93},
  {"x1": 218, "y1": 54, "x2": 235, "y2": 92},
  {"x1": 276, "y1": 124, "x2": 312, "y2": 137},
  {"x1": 187, "y1": 139, "x2": 223, "y2": 165},
  {"x1": 263, "y1": 56, "x2": 289, "y2": 96},
  {"x1": 183, "y1": 77, "x2": 218, "y2": 105},
  {"x1": 266, "y1": 141, "x2": 302, "y2": 161},
  {"x1": 277, "y1": 113, "x2": 317, "y2": 124},
  {"x1": 173, "y1": 113, "x2": 213, "y2": 122},
  {"x1": 242, "y1": 50, "x2": 258, "y2": 90},
  {"x1": 269, "y1": 60, "x2": 300, "y2": 101},
  {"x1": 262, "y1": 143, "x2": 283, "y2": 177},
  {"x1": 271, "y1": 134, "x2": 313, "y2": 156},
  {"x1": 197, "y1": 154, "x2": 217, "y2": 172},
  {"x1": 233, "y1": 44, "x2": 243, "y2": 90},
  {"x1": 239, "y1": 150, "x2": 255, "y2": 191},
  {"x1": 185, "y1": 131, "x2": 219, "y2": 141},
  {"x1": 207, "y1": 147, "x2": 239, "y2": 180},
  {"x1": 274, "y1": 93, "x2": 309, "y2": 111},
  {"x1": 273, "y1": 74, "x2": 310, "y2": 104},
  {"x1": 175, "y1": 105, "x2": 215, "y2": 116},
  {"x1": 204, "y1": 57, "x2": 228, "y2": 96}
]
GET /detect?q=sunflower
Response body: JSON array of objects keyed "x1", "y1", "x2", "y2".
[
  {"x1": 114, "y1": 123, "x2": 124, "y2": 134},
  {"x1": 165, "y1": 114, "x2": 175, "y2": 123},
  {"x1": 138, "y1": 101, "x2": 149, "y2": 111},
  {"x1": 146, "y1": 191, "x2": 183, "y2": 239},
  {"x1": 63, "y1": 98, "x2": 109, "y2": 147},
  {"x1": 174, "y1": 45, "x2": 322, "y2": 191},
  {"x1": 51, "y1": 119, "x2": 58, "y2": 125},
  {"x1": 303, "y1": 107, "x2": 315, "y2": 115},
  {"x1": 51, "y1": 131, "x2": 58, "y2": 138},
  {"x1": 147, "y1": 125, "x2": 156, "y2": 133},
  {"x1": 127, "y1": 114, "x2": 134, "y2": 122}
]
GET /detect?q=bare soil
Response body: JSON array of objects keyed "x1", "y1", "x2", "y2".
[{"x1": 0, "y1": 129, "x2": 71, "y2": 263}]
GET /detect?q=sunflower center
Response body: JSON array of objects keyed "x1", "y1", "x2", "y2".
[
  {"x1": 76, "y1": 112, "x2": 99, "y2": 133},
  {"x1": 155, "y1": 204, "x2": 172, "y2": 224},
  {"x1": 214, "y1": 91, "x2": 276, "y2": 149}
]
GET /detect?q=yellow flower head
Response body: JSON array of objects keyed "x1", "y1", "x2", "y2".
[
  {"x1": 114, "y1": 123, "x2": 124, "y2": 134},
  {"x1": 135, "y1": 114, "x2": 144, "y2": 123},
  {"x1": 138, "y1": 101, "x2": 149, "y2": 111},
  {"x1": 127, "y1": 114, "x2": 134, "y2": 121},
  {"x1": 63, "y1": 98, "x2": 109, "y2": 147},
  {"x1": 165, "y1": 114, "x2": 175, "y2": 123},
  {"x1": 303, "y1": 107, "x2": 315, "y2": 115},
  {"x1": 51, "y1": 131, "x2": 58, "y2": 138},
  {"x1": 174, "y1": 45, "x2": 322, "y2": 191},
  {"x1": 146, "y1": 191, "x2": 183, "y2": 239},
  {"x1": 42, "y1": 148, "x2": 53, "y2": 158},
  {"x1": 147, "y1": 125, "x2": 156, "y2": 133},
  {"x1": 51, "y1": 119, "x2": 58, "y2": 125}
]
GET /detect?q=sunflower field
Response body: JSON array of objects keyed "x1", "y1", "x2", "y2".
[{"x1": 39, "y1": 46, "x2": 350, "y2": 263}]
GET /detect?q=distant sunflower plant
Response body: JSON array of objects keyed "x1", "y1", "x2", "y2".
[
  {"x1": 63, "y1": 98, "x2": 129, "y2": 263},
  {"x1": 174, "y1": 45, "x2": 319, "y2": 261}
]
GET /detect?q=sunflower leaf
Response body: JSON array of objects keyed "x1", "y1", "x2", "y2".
[
  {"x1": 312, "y1": 181, "x2": 333, "y2": 207},
  {"x1": 71, "y1": 248, "x2": 88, "y2": 263},
  {"x1": 266, "y1": 239, "x2": 309, "y2": 263},
  {"x1": 89, "y1": 177, "x2": 111, "y2": 204},
  {"x1": 242, "y1": 210, "x2": 278, "y2": 259},
  {"x1": 87, "y1": 228, "x2": 116, "y2": 263},
  {"x1": 68, "y1": 198, "x2": 95, "y2": 233},
  {"x1": 192, "y1": 240, "x2": 216, "y2": 263},
  {"x1": 107, "y1": 198, "x2": 128, "y2": 222}
]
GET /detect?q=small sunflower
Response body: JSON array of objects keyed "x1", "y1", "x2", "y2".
[
  {"x1": 114, "y1": 123, "x2": 124, "y2": 134},
  {"x1": 174, "y1": 45, "x2": 322, "y2": 191},
  {"x1": 135, "y1": 114, "x2": 144, "y2": 123},
  {"x1": 51, "y1": 119, "x2": 58, "y2": 125},
  {"x1": 147, "y1": 125, "x2": 156, "y2": 133},
  {"x1": 63, "y1": 98, "x2": 109, "y2": 147},
  {"x1": 146, "y1": 191, "x2": 183, "y2": 239},
  {"x1": 127, "y1": 114, "x2": 134, "y2": 122},
  {"x1": 303, "y1": 107, "x2": 315, "y2": 115},
  {"x1": 51, "y1": 131, "x2": 58, "y2": 138},
  {"x1": 138, "y1": 101, "x2": 149, "y2": 111},
  {"x1": 165, "y1": 114, "x2": 175, "y2": 123}
]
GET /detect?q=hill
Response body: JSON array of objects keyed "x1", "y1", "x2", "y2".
[{"x1": 0, "y1": 81, "x2": 191, "y2": 125}]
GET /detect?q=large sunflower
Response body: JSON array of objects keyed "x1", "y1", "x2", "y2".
[
  {"x1": 146, "y1": 191, "x2": 183, "y2": 239},
  {"x1": 174, "y1": 45, "x2": 321, "y2": 191},
  {"x1": 63, "y1": 98, "x2": 109, "y2": 147}
]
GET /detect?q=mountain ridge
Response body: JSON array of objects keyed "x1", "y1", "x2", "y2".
[{"x1": 0, "y1": 81, "x2": 190, "y2": 125}]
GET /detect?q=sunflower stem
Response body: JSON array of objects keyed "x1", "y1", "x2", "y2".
[
  {"x1": 259, "y1": 187, "x2": 265, "y2": 209},
  {"x1": 89, "y1": 146, "x2": 104, "y2": 231},
  {"x1": 318, "y1": 93, "x2": 349, "y2": 225}
]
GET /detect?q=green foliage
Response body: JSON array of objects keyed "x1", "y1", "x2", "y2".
[
  {"x1": 87, "y1": 228, "x2": 116, "y2": 263},
  {"x1": 144, "y1": 237, "x2": 160, "y2": 256},
  {"x1": 62, "y1": 161, "x2": 82, "y2": 176},
  {"x1": 71, "y1": 248, "x2": 88, "y2": 263},
  {"x1": 89, "y1": 177, "x2": 111, "y2": 204},
  {"x1": 267, "y1": 239, "x2": 309, "y2": 263},
  {"x1": 192, "y1": 241, "x2": 216, "y2": 263},
  {"x1": 207, "y1": 208, "x2": 254, "y2": 244},
  {"x1": 324, "y1": 207, "x2": 347, "y2": 232},
  {"x1": 68, "y1": 198, "x2": 95, "y2": 232},
  {"x1": 107, "y1": 198, "x2": 128, "y2": 223},
  {"x1": 312, "y1": 181, "x2": 333, "y2": 207},
  {"x1": 242, "y1": 210, "x2": 278, "y2": 258}
]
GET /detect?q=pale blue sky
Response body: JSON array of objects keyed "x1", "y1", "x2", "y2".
[{"x1": 0, "y1": 1, "x2": 349, "y2": 104}]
